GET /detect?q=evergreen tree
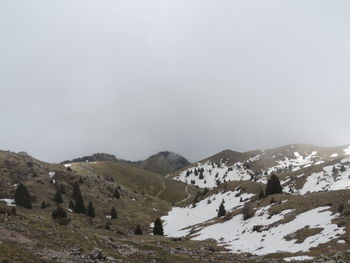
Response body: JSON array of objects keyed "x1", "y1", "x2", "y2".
[
  {"x1": 51, "y1": 205, "x2": 67, "y2": 219},
  {"x1": 68, "y1": 200, "x2": 75, "y2": 210},
  {"x1": 72, "y1": 182, "x2": 86, "y2": 214},
  {"x1": 51, "y1": 206, "x2": 70, "y2": 225},
  {"x1": 259, "y1": 190, "x2": 264, "y2": 199},
  {"x1": 14, "y1": 183, "x2": 32, "y2": 209},
  {"x1": 54, "y1": 189, "x2": 63, "y2": 204},
  {"x1": 113, "y1": 188, "x2": 120, "y2": 199},
  {"x1": 86, "y1": 201, "x2": 95, "y2": 218},
  {"x1": 217, "y1": 201, "x2": 226, "y2": 217},
  {"x1": 110, "y1": 207, "x2": 117, "y2": 219},
  {"x1": 265, "y1": 174, "x2": 282, "y2": 196},
  {"x1": 134, "y1": 224, "x2": 143, "y2": 235},
  {"x1": 59, "y1": 184, "x2": 66, "y2": 194},
  {"x1": 153, "y1": 218, "x2": 164, "y2": 235}
]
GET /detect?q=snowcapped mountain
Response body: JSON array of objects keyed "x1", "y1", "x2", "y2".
[{"x1": 171, "y1": 144, "x2": 350, "y2": 193}]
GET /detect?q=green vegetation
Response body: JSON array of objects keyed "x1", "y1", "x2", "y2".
[
  {"x1": 265, "y1": 174, "x2": 282, "y2": 196},
  {"x1": 153, "y1": 218, "x2": 164, "y2": 236},
  {"x1": 14, "y1": 183, "x2": 32, "y2": 209}
]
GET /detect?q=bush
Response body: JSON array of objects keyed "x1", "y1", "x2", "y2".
[
  {"x1": 134, "y1": 224, "x2": 143, "y2": 235},
  {"x1": 242, "y1": 203, "x2": 255, "y2": 220},
  {"x1": 338, "y1": 203, "x2": 345, "y2": 213},
  {"x1": 51, "y1": 206, "x2": 67, "y2": 219}
]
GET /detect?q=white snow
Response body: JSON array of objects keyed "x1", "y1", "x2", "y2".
[
  {"x1": 64, "y1": 163, "x2": 71, "y2": 167},
  {"x1": 106, "y1": 215, "x2": 112, "y2": 219},
  {"x1": 300, "y1": 163, "x2": 350, "y2": 195},
  {"x1": 284, "y1": 256, "x2": 314, "y2": 262},
  {"x1": 344, "y1": 146, "x2": 350, "y2": 155},
  {"x1": 49, "y1": 171, "x2": 55, "y2": 177},
  {"x1": 162, "y1": 189, "x2": 254, "y2": 237},
  {"x1": 0, "y1": 199, "x2": 16, "y2": 206},
  {"x1": 267, "y1": 152, "x2": 321, "y2": 175},
  {"x1": 175, "y1": 161, "x2": 254, "y2": 188},
  {"x1": 337, "y1": 239, "x2": 346, "y2": 244},
  {"x1": 193, "y1": 206, "x2": 344, "y2": 255},
  {"x1": 330, "y1": 153, "x2": 338, "y2": 158}
]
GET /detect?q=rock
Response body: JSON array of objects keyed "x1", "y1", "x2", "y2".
[{"x1": 87, "y1": 248, "x2": 105, "y2": 260}]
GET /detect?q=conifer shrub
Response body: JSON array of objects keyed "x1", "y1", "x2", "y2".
[
  {"x1": 54, "y1": 189, "x2": 63, "y2": 204},
  {"x1": 110, "y1": 207, "x2": 117, "y2": 219},
  {"x1": 134, "y1": 224, "x2": 143, "y2": 235},
  {"x1": 15, "y1": 183, "x2": 32, "y2": 209},
  {"x1": 86, "y1": 201, "x2": 95, "y2": 218},
  {"x1": 265, "y1": 174, "x2": 282, "y2": 196},
  {"x1": 217, "y1": 201, "x2": 226, "y2": 218},
  {"x1": 51, "y1": 206, "x2": 70, "y2": 225},
  {"x1": 242, "y1": 202, "x2": 255, "y2": 220},
  {"x1": 153, "y1": 218, "x2": 164, "y2": 236}
]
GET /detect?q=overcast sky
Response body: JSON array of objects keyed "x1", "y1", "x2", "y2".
[{"x1": 1, "y1": 0, "x2": 350, "y2": 163}]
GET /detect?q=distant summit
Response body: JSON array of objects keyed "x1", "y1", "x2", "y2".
[
  {"x1": 62, "y1": 153, "x2": 118, "y2": 164},
  {"x1": 137, "y1": 151, "x2": 190, "y2": 176}
]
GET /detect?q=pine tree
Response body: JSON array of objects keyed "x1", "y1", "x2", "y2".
[
  {"x1": 110, "y1": 207, "x2": 117, "y2": 219},
  {"x1": 68, "y1": 200, "x2": 75, "y2": 210},
  {"x1": 59, "y1": 184, "x2": 66, "y2": 194},
  {"x1": 153, "y1": 218, "x2": 164, "y2": 235},
  {"x1": 217, "y1": 201, "x2": 226, "y2": 217},
  {"x1": 259, "y1": 190, "x2": 264, "y2": 199},
  {"x1": 265, "y1": 174, "x2": 282, "y2": 196},
  {"x1": 51, "y1": 206, "x2": 67, "y2": 219},
  {"x1": 113, "y1": 188, "x2": 120, "y2": 199},
  {"x1": 86, "y1": 201, "x2": 95, "y2": 218},
  {"x1": 54, "y1": 189, "x2": 63, "y2": 204},
  {"x1": 134, "y1": 224, "x2": 143, "y2": 235},
  {"x1": 72, "y1": 182, "x2": 86, "y2": 214},
  {"x1": 15, "y1": 183, "x2": 32, "y2": 209}
]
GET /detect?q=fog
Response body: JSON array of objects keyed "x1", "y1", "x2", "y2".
[{"x1": 1, "y1": 0, "x2": 350, "y2": 162}]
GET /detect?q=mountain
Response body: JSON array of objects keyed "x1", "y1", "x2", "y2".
[
  {"x1": 62, "y1": 151, "x2": 190, "y2": 176},
  {"x1": 62, "y1": 152, "x2": 119, "y2": 164},
  {"x1": 1, "y1": 144, "x2": 350, "y2": 262},
  {"x1": 170, "y1": 144, "x2": 350, "y2": 190},
  {"x1": 136, "y1": 151, "x2": 191, "y2": 176}
]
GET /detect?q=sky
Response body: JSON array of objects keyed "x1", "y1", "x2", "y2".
[{"x1": 1, "y1": 0, "x2": 350, "y2": 163}]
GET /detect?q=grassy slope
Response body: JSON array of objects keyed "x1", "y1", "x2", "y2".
[{"x1": 71, "y1": 161, "x2": 198, "y2": 204}]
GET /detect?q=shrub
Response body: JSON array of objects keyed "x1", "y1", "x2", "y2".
[
  {"x1": 134, "y1": 224, "x2": 143, "y2": 235},
  {"x1": 242, "y1": 203, "x2": 255, "y2": 220}
]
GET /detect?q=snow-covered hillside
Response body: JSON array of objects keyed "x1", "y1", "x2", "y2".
[
  {"x1": 162, "y1": 188, "x2": 254, "y2": 237},
  {"x1": 162, "y1": 195, "x2": 345, "y2": 255},
  {"x1": 174, "y1": 160, "x2": 254, "y2": 188},
  {"x1": 173, "y1": 145, "x2": 350, "y2": 196},
  {"x1": 194, "y1": 206, "x2": 344, "y2": 255}
]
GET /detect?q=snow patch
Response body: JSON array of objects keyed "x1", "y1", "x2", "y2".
[
  {"x1": 0, "y1": 199, "x2": 16, "y2": 206},
  {"x1": 193, "y1": 206, "x2": 344, "y2": 255},
  {"x1": 162, "y1": 189, "x2": 254, "y2": 237},
  {"x1": 284, "y1": 255, "x2": 314, "y2": 262}
]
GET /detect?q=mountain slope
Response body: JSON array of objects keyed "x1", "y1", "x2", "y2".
[
  {"x1": 171, "y1": 144, "x2": 350, "y2": 190},
  {"x1": 135, "y1": 151, "x2": 190, "y2": 176}
]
